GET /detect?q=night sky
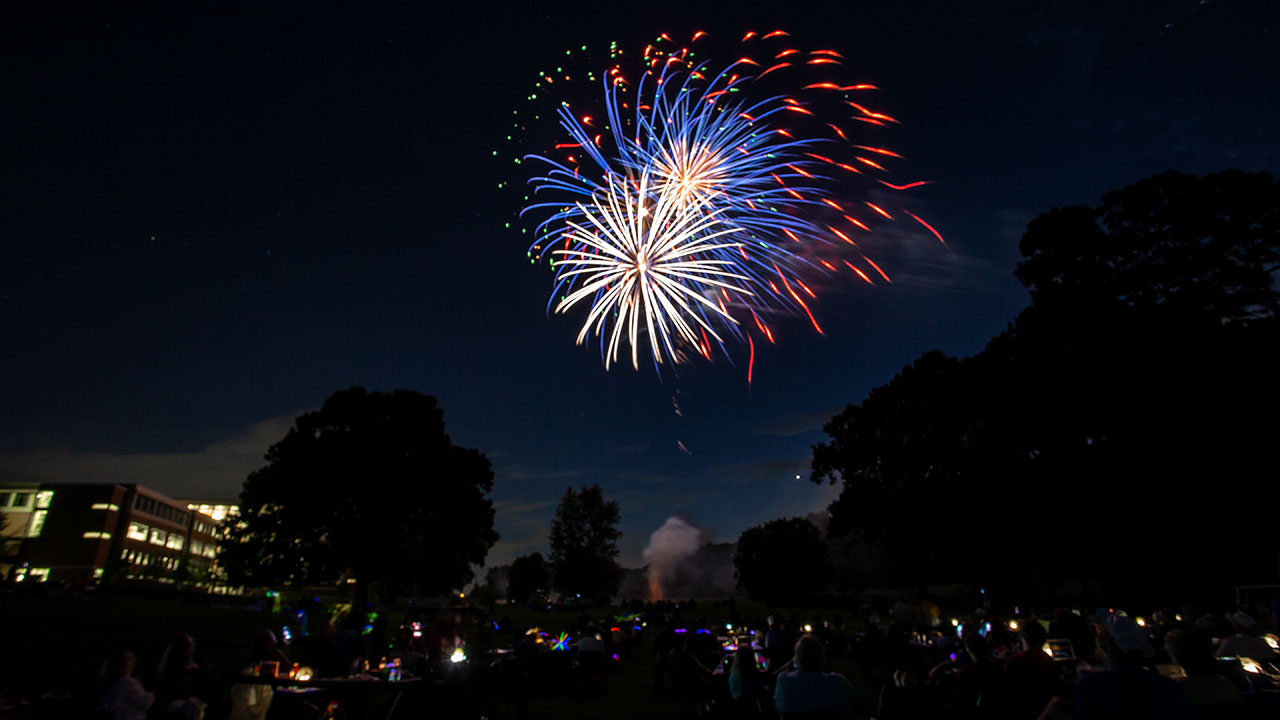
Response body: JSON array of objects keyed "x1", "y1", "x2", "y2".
[{"x1": 1, "y1": 1, "x2": 1275, "y2": 567}]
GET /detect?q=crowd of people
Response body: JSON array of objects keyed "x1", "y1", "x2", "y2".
[
  {"x1": 83, "y1": 593, "x2": 1280, "y2": 720},
  {"x1": 860, "y1": 595, "x2": 1278, "y2": 719},
  {"x1": 97, "y1": 629, "x2": 295, "y2": 720}
]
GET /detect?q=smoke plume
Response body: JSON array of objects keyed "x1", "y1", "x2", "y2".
[{"x1": 643, "y1": 515, "x2": 705, "y2": 601}]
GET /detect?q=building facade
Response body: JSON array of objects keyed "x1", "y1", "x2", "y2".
[{"x1": 0, "y1": 483, "x2": 237, "y2": 588}]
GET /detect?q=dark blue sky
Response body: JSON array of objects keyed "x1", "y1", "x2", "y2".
[{"x1": 1, "y1": 1, "x2": 1274, "y2": 565}]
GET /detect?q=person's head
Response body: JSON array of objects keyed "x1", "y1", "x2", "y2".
[
  {"x1": 249, "y1": 629, "x2": 278, "y2": 661},
  {"x1": 101, "y1": 650, "x2": 136, "y2": 682},
  {"x1": 963, "y1": 633, "x2": 990, "y2": 663},
  {"x1": 159, "y1": 634, "x2": 196, "y2": 676},
  {"x1": 793, "y1": 634, "x2": 825, "y2": 672},
  {"x1": 1229, "y1": 611, "x2": 1258, "y2": 636},
  {"x1": 1019, "y1": 619, "x2": 1047, "y2": 652},
  {"x1": 1164, "y1": 629, "x2": 1215, "y2": 677}
]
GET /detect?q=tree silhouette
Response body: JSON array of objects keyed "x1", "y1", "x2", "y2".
[
  {"x1": 1017, "y1": 170, "x2": 1279, "y2": 324},
  {"x1": 221, "y1": 387, "x2": 498, "y2": 605},
  {"x1": 506, "y1": 552, "x2": 549, "y2": 604},
  {"x1": 549, "y1": 485, "x2": 623, "y2": 603},
  {"x1": 812, "y1": 170, "x2": 1280, "y2": 603},
  {"x1": 734, "y1": 518, "x2": 832, "y2": 604}
]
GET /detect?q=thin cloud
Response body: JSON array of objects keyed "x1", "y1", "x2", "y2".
[
  {"x1": 713, "y1": 457, "x2": 812, "y2": 485},
  {"x1": 0, "y1": 415, "x2": 297, "y2": 499},
  {"x1": 496, "y1": 465, "x2": 583, "y2": 482},
  {"x1": 757, "y1": 408, "x2": 843, "y2": 437}
]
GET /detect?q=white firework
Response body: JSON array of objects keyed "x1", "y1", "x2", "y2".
[{"x1": 552, "y1": 170, "x2": 754, "y2": 370}]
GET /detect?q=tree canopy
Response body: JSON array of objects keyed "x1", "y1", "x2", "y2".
[
  {"x1": 812, "y1": 170, "x2": 1280, "y2": 605},
  {"x1": 548, "y1": 485, "x2": 623, "y2": 603},
  {"x1": 506, "y1": 551, "x2": 549, "y2": 604},
  {"x1": 734, "y1": 517, "x2": 833, "y2": 605},
  {"x1": 221, "y1": 387, "x2": 498, "y2": 604}
]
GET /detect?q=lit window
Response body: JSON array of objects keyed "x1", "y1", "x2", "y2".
[
  {"x1": 191, "y1": 540, "x2": 204, "y2": 554},
  {"x1": 35, "y1": 491, "x2": 53, "y2": 508},
  {"x1": 203, "y1": 546, "x2": 216, "y2": 558},
  {"x1": 166, "y1": 535, "x2": 184, "y2": 550},
  {"x1": 26, "y1": 510, "x2": 48, "y2": 537},
  {"x1": 149, "y1": 528, "x2": 167, "y2": 546},
  {"x1": 28, "y1": 568, "x2": 50, "y2": 582},
  {"x1": 127, "y1": 523, "x2": 148, "y2": 541},
  {"x1": 91, "y1": 503, "x2": 120, "y2": 512},
  {"x1": 83, "y1": 531, "x2": 111, "y2": 540}
]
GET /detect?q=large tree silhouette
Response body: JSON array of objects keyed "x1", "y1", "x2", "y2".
[
  {"x1": 813, "y1": 170, "x2": 1279, "y2": 603},
  {"x1": 221, "y1": 388, "x2": 498, "y2": 605},
  {"x1": 734, "y1": 517, "x2": 833, "y2": 604},
  {"x1": 549, "y1": 485, "x2": 623, "y2": 603},
  {"x1": 506, "y1": 552, "x2": 550, "y2": 604}
]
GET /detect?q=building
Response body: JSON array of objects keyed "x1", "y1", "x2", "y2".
[{"x1": 0, "y1": 483, "x2": 237, "y2": 588}]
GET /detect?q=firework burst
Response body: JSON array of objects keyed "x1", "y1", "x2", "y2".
[{"x1": 513, "y1": 30, "x2": 942, "y2": 376}]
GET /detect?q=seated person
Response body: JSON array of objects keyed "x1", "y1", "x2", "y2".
[
  {"x1": 729, "y1": 646, "x2": 773, "y2": 717},
  {"x1": 999, "y1": 618, "x2": 1061, "y2": 717},
  {"x1": 666, "y1": 635, "x2": 712, "y2": 696},
  {"x1": 98, "y1": 650, "x2": 153, "y2": 720},
  {"x1": 952, "y1": 633, "x2": 1000, "y2": 704},
  {"x1": 1072, "y1": 613, "x2": 1194, "y2": 720},
  {"x1": 774, "y1": 634, "x2": 853, "y2": 718},
  {"x1": 156, "y1": 634, "x2": 208, "y2": 719},
  {"x1": 1216, "y1": 611, "x2": 1276, "y2": 661},
  {"x1": 578, "y1": 624, "x2": 606, "y2": 656},
  {"x1": 1164, "y1": 629, "x2": 1242, "y2": 707}
]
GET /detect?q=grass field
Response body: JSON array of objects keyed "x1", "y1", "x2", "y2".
[{"x1": 1, "y1": 589, "x2": 892, "y2": 719}]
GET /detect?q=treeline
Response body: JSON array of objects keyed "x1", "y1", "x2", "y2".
[{"x1": 804, "y1": 170, "x2": 1279, "y2": 607}]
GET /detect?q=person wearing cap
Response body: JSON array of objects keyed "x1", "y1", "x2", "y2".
[
  {"x1": 1071, "y1": 613, "x2": 1194, "y2": 719},
  {"x1": 1216, "y1": 611, "x2": 1277, "y2": 661},
  {"x1": 774, "y1": 634, "x2": 853, "y2": 718}
]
